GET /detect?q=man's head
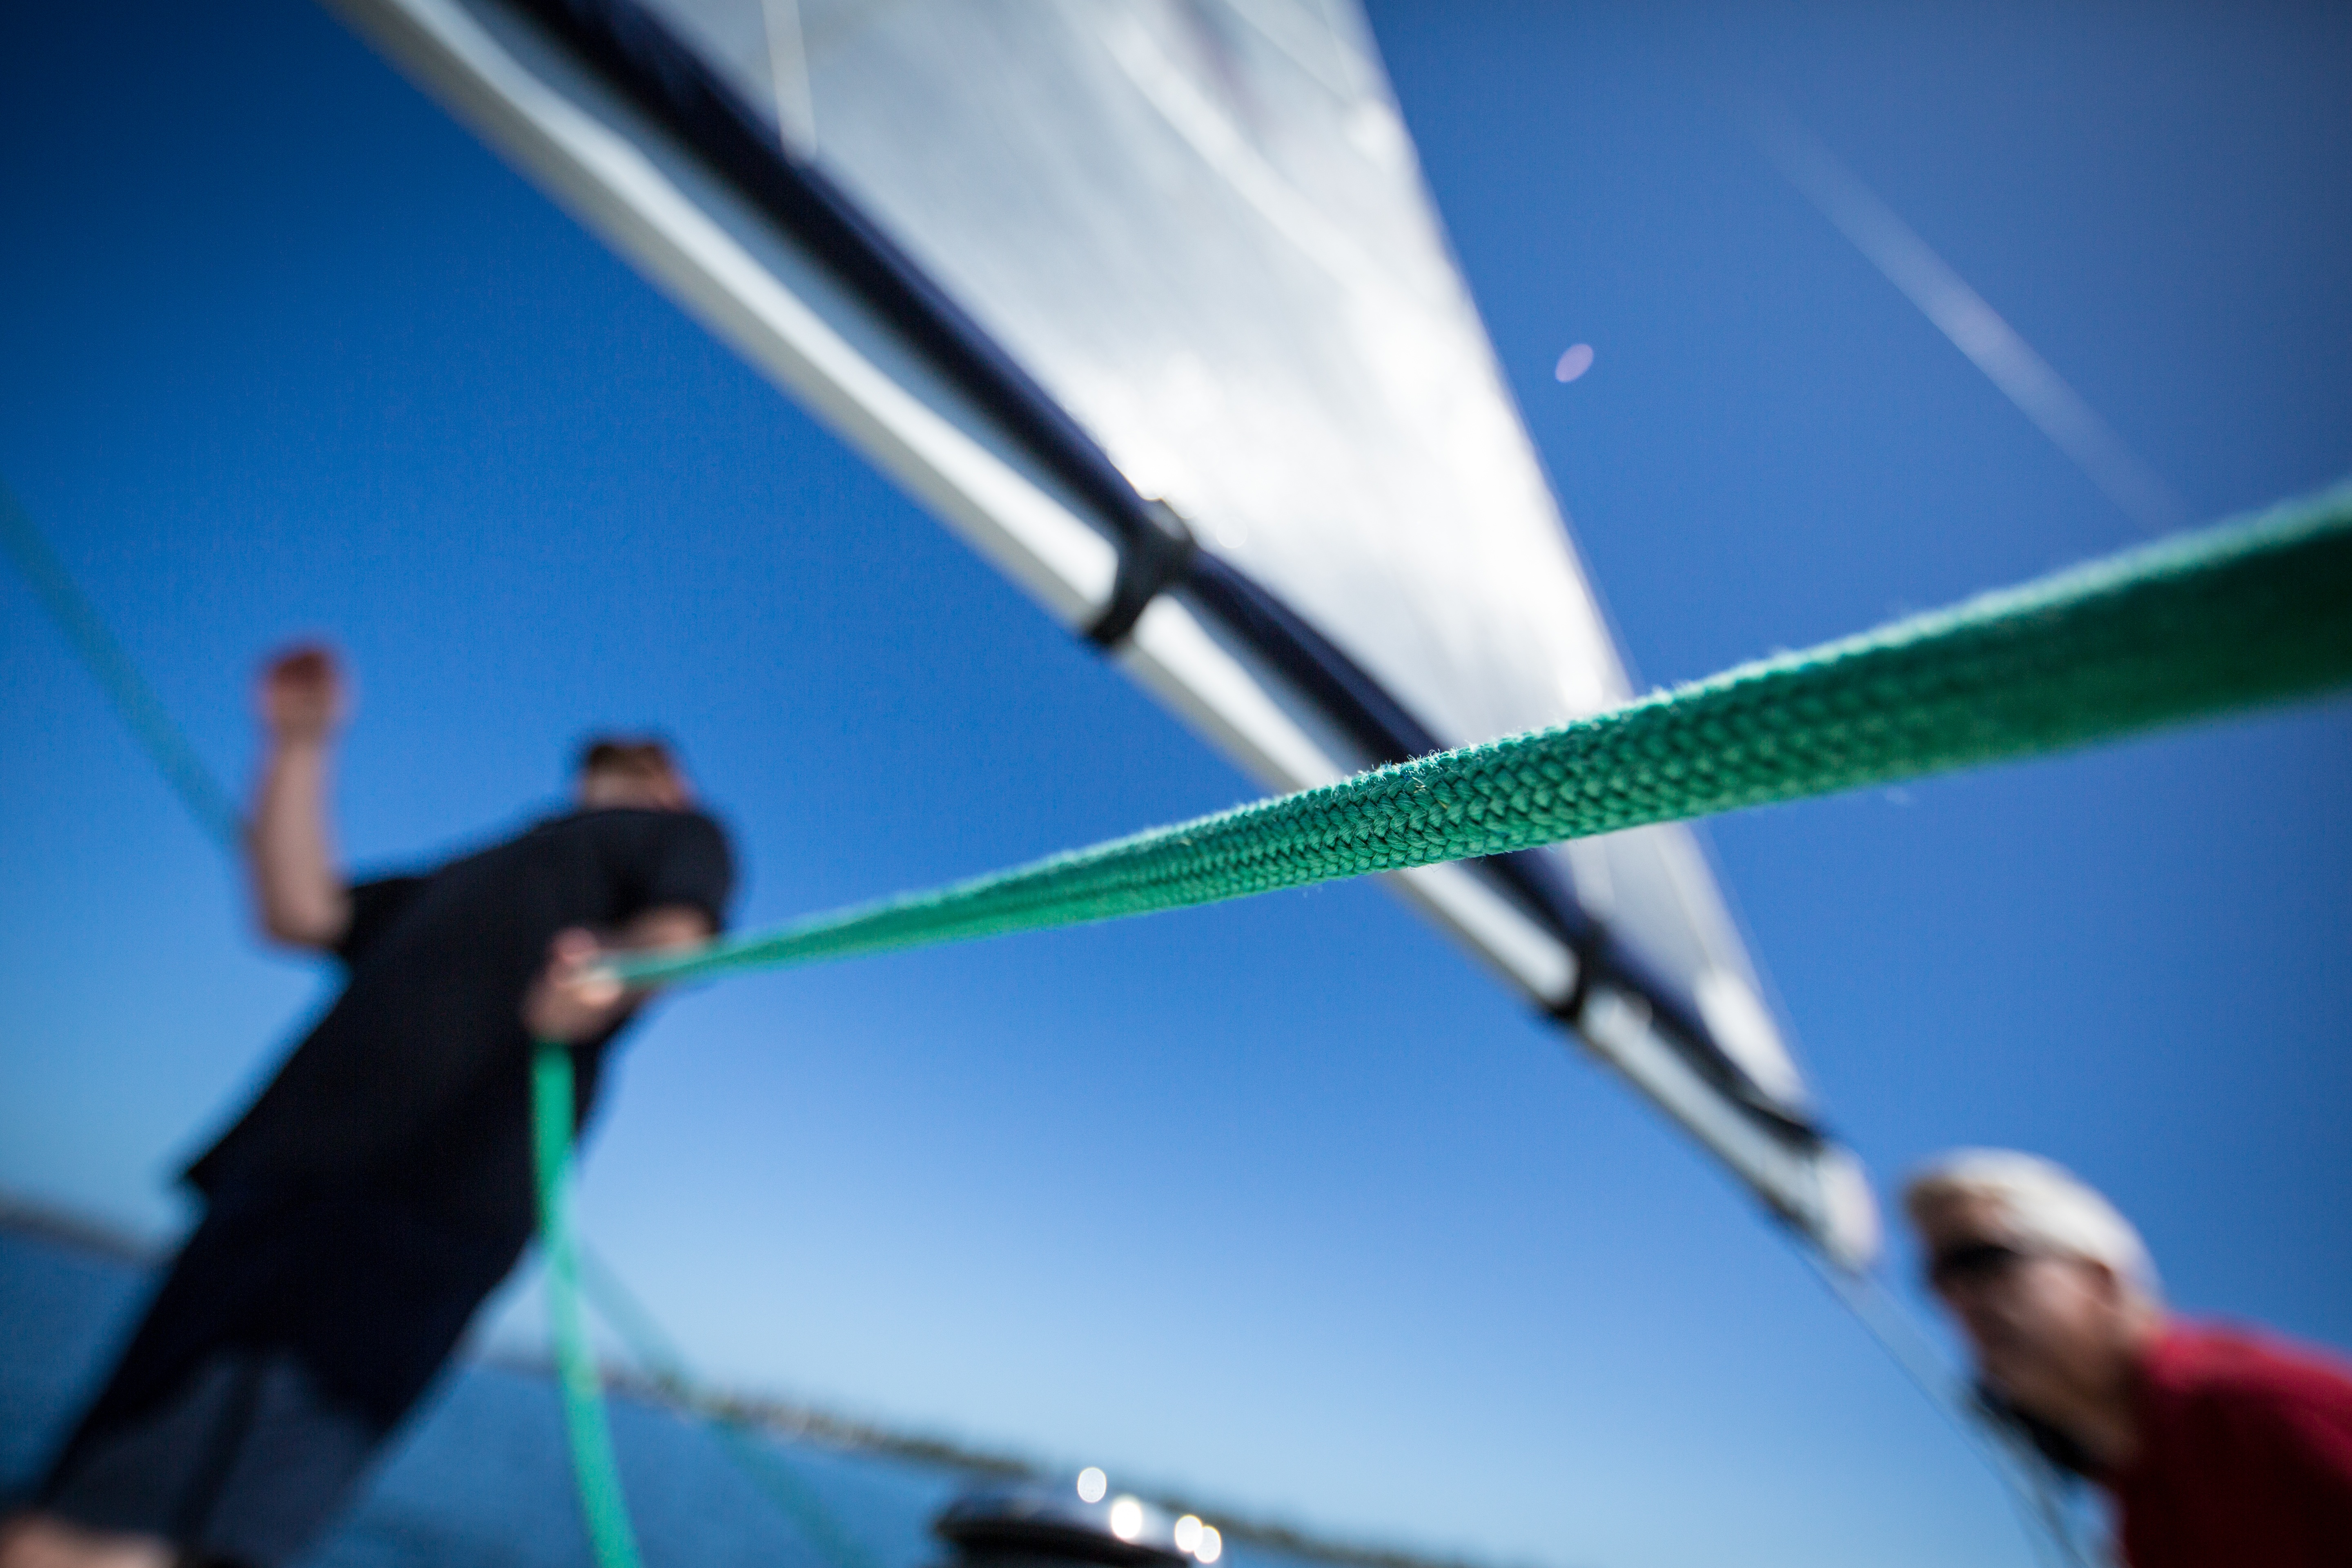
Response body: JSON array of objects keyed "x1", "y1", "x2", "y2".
[
  {"x1": 1905, "y1": 1150, "x2": 2163, "y2": 1419},
  {"x1": 575, "y1": 736, "x2": 693, "y2": 811}
]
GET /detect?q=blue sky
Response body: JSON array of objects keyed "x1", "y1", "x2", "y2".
[{"x1": 2, "y1": 4, "x2": 2348, "y2": 1566}]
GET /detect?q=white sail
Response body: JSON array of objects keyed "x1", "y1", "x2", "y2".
[{"x1": 322, "y1": 0, "x2": 1878, "y2": 1264}]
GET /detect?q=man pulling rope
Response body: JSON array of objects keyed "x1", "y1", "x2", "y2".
[{"x1": 2, "y1": 647, "x2": 735, "y2": 1568}]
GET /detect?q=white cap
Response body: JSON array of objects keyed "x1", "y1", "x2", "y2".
[{"x1": 1904, "y1": 1148, "x2": 2160, "y2": 1300}]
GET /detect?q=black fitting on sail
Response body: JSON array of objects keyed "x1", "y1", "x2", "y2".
[
  {"x1": 1565, "y1": 940, "x2": 1824, "y2": 1149},
  {"x1": 520, "y1": 0, "x2": 1214, "y2": 656},
  {"x1": 1184, "y1": 552, "x2": 1818, "y2": 1150},
  {"x1": 1543, "y1": 939, "x2": 1601, "y2": 1033},
  {"x1": 1085, "y1": 499, "x2": 1198, "y2": 648},
  {"x1": 514, "y1": 0, "x2": 1168, "y2": 564}
]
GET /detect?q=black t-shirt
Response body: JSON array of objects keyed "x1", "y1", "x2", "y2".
[{"x1": 186, "y1": 806, "x2": 735, "y2": 1241}]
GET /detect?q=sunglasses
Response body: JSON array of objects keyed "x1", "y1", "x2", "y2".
[
  {"x1": 584, "y1": 740, "x2": 675, "y2": 773},
  {"x1": 1925, "y1": 1240, "x2": 2033, "y2": 1293}
]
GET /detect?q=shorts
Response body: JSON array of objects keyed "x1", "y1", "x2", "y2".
[{"x1": 36, "y1": 1187, "x2": 526, "y2": 1568}]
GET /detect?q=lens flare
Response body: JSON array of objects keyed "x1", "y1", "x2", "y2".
[
  {"x1": 1076, "y1": 1467, "x2": 1108, "y2": 1503},
  {"x1": 1109, "y1": 1498, "x2": 1144, "y2": 1541}
]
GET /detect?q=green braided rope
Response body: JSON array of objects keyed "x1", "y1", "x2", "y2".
[
  {"x1": 0, "y1": 481, "x2": 244, "y2": 849},
  {"x1": 533, "y1": 1042, "x2": 646, "y2": 1568},
  {"x1": 13, "y1": 469, "x2": 2352, "y2": 1564},
  {"x1": 615, "y1": 485, "x2": 2352, "y2": 991}
]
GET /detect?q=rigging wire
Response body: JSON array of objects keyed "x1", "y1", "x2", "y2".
[
  {"x1": 1801, "y1": 1249, "x2": 2101, "y2": 1568},
  {"x1": 1756, "y1": 109, "x2": 2189, "y2": 537}
]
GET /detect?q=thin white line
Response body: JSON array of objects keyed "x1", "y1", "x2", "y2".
[
  {"x1": 760, "y1": 0, "x2": 816, "y2": 156},
  {"x1": 1760, "y1": 111, "x2": 2188, "y2": 534},
  {"x1": 1809, "y1": 1258, "x2": 2100, "y2": 1568}
]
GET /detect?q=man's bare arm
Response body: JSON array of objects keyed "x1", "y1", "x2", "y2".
[
  {"x1": 248, "y1": 646, "x2": 352, "y2": 950},
  {"x1": 524, "y1": 905, "x2": 715, "y2": 1044}
]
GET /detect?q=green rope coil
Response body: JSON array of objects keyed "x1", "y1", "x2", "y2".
[
  {"x1": 533, "y1": 1042, "x2": 646, "y2": 1568},
  {"x1": 533, "y1": 1045, "x2": 880, "y2": 1568},
  {"x1": 616, "y1": 486, "x2": 2352, "y2": 992},
  {"x1": 570, "y1": 1247, "x2": 882, "y2": 1568}
]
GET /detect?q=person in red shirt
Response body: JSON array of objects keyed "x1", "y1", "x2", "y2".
[{"x1": 1905, "y1": 1150, "x2": 2352, "y2": 1566}]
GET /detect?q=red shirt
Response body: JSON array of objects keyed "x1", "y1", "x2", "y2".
[{"x1": 2106, "y1": 1320, "x2": 2352, "y2": 1567}]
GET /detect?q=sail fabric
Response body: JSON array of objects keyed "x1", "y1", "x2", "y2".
[
  {"x1": 633, "y1": 0, "x2": 1805, "y2": 1098},
  {"x1": 320, "y1": 0, "x2": 1875, "y2": 1260}
]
